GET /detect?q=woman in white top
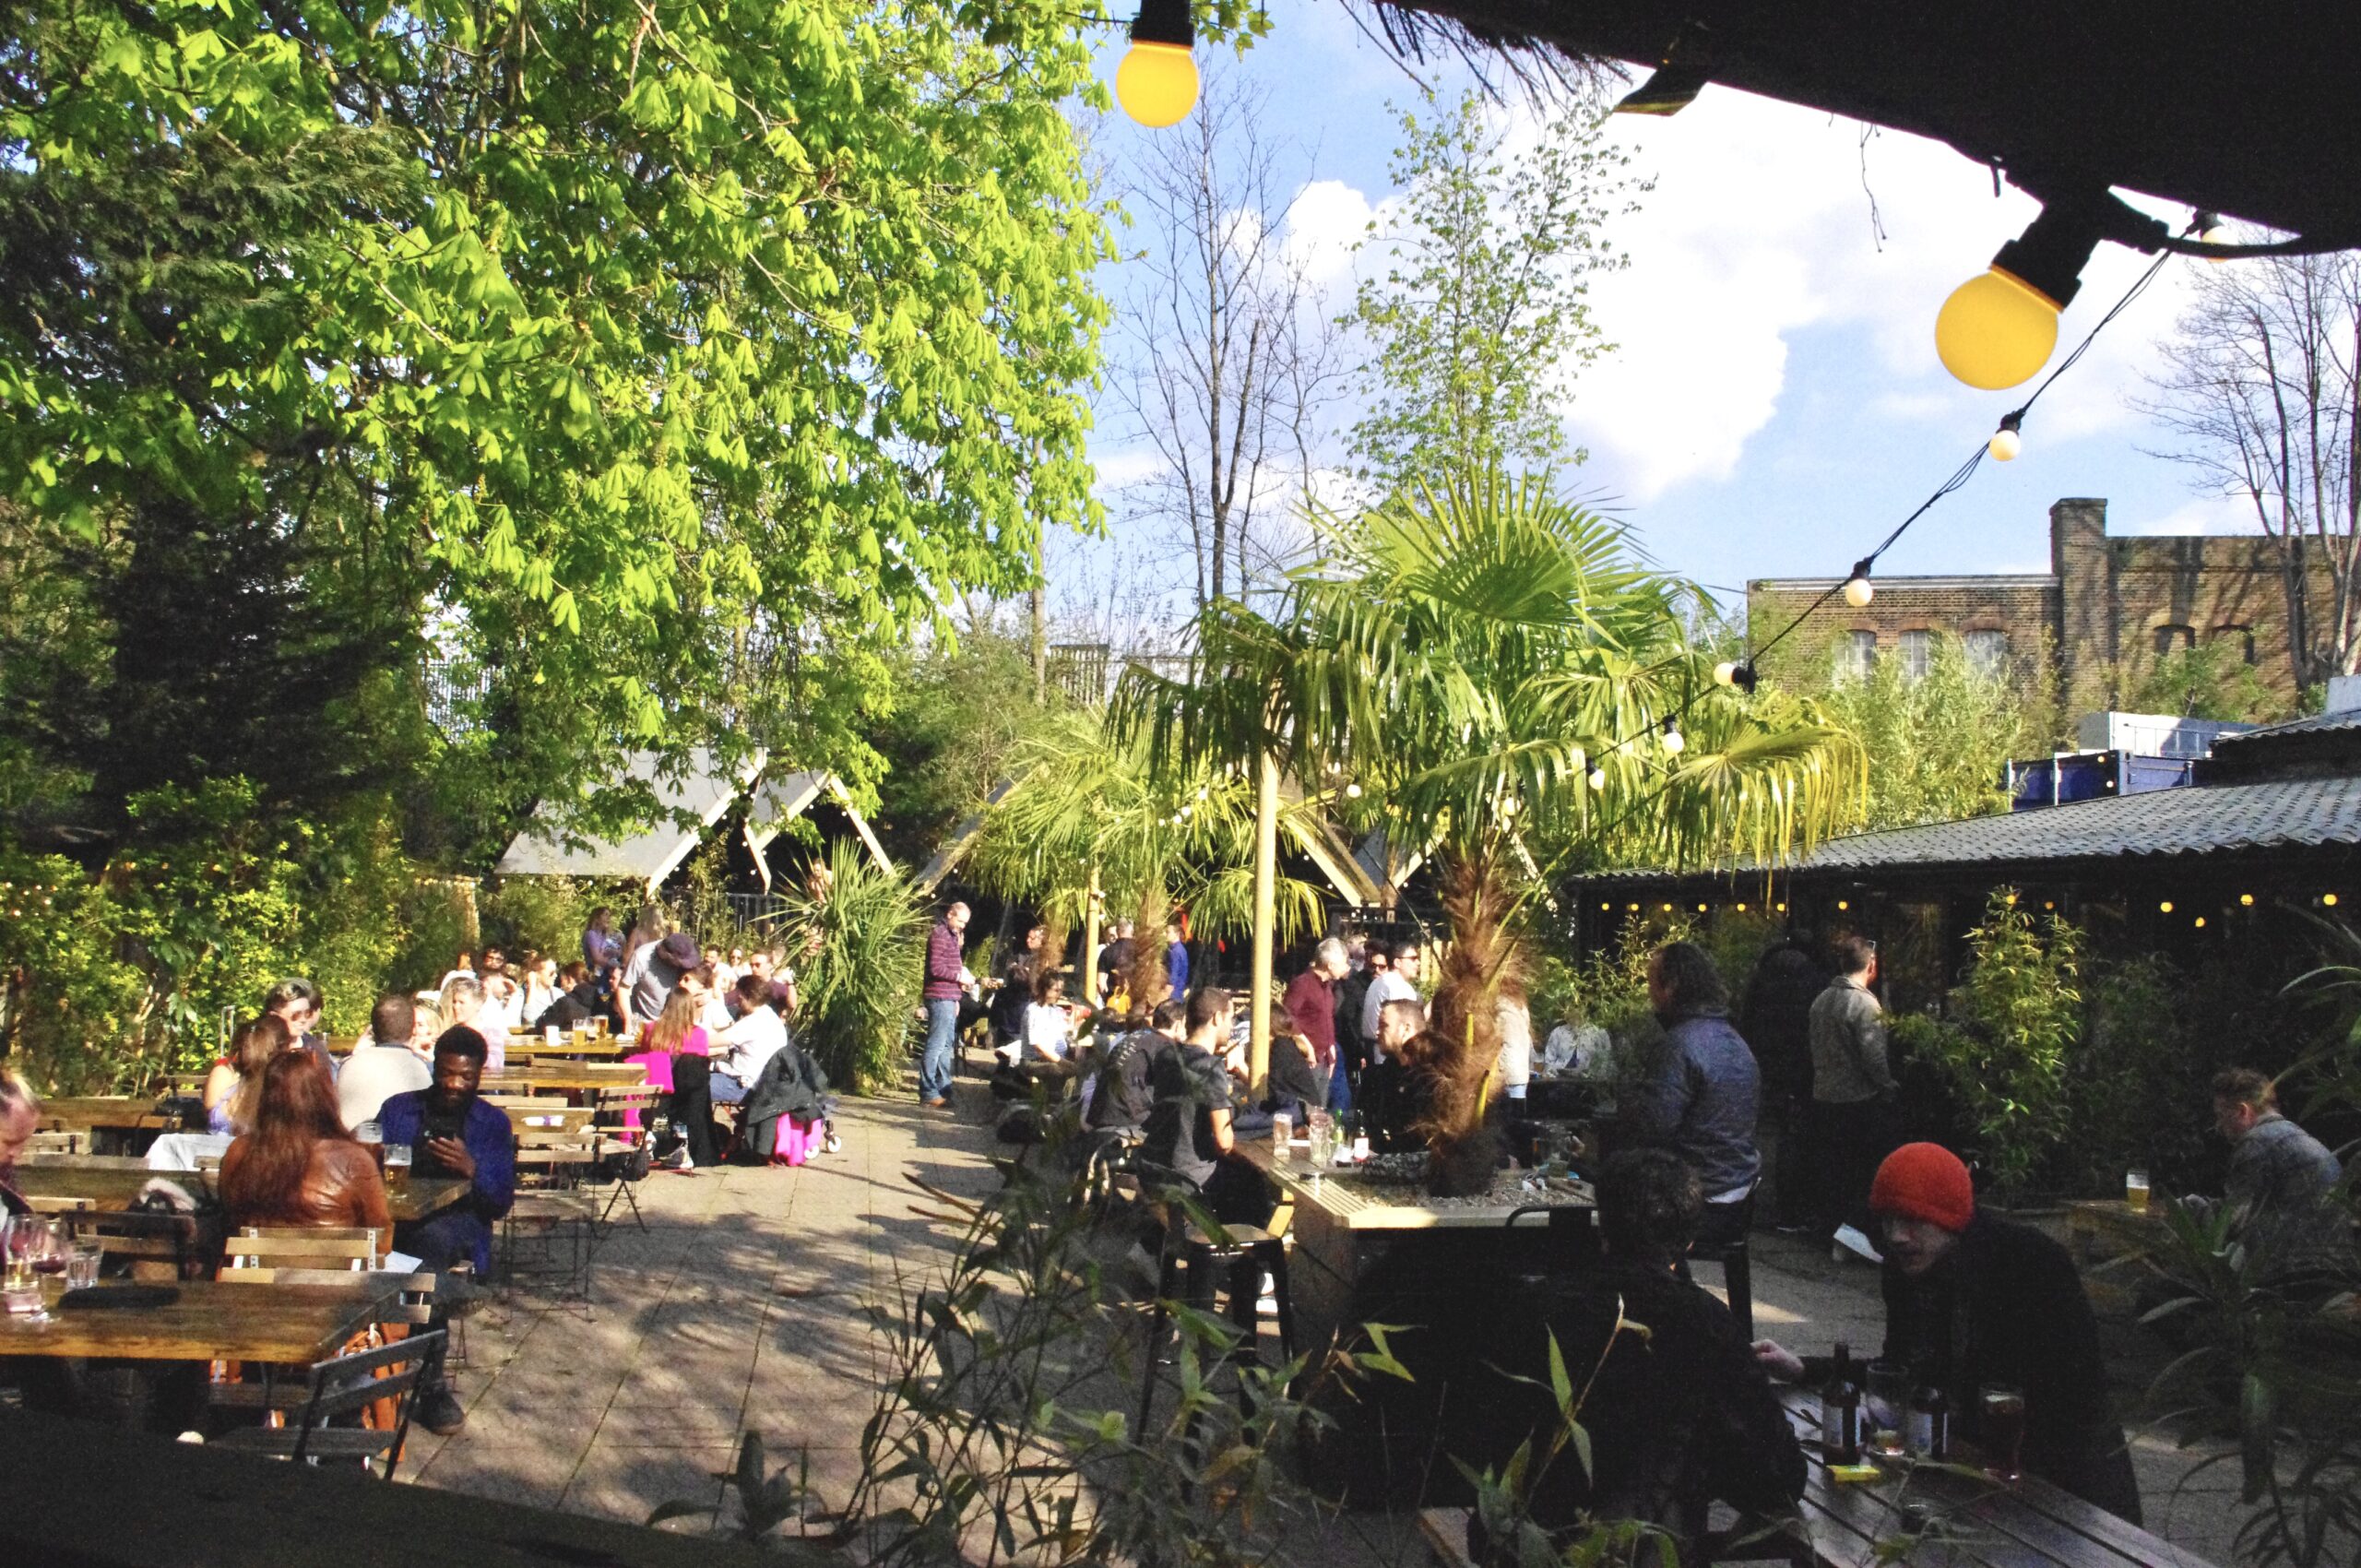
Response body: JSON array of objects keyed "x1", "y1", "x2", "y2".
[
  {"x1": 1494, "y1": 986, "x2": 1533, "y2": 1102},
  {"x1": 1020, "y1": 969, "x2": 1074, "y2": 1063}
]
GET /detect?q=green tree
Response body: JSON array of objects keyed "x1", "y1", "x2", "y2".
[
  {"x1": 1814, "y1": 636, "x2": 2026, "y2": 831},
  {"x1": 0, "y1": 0, "x2": 1117, "y2": 844},
  {"x1": 1115, "y1": 468, "x2": 1860, "y2": 1180},
  {"x1": 2130, "y1": 639, "x2": 2295, "y2": 724},
  {"x1": 1344, "y1": 92, "x2": 1639, "y2": 492}
]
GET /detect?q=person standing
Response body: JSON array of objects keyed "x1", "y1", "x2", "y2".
[
  {"x1": 1740, "y1": 933, "x2": 1828, "y2": 1230},
  {"x1": 1359, "y1": 942, "x2": 1422, "y2": 1056},
  {"x1": 1753, "y1": 1143, "x2": 2142, "y2": 1523},
  {"x1": 1285, "y1": 937, "x2": 1349, "y2": 1113},
  {"x1": 1097, "y1": 920, "x2": 1136, "y2": 1005},
  {"x1": 1164, "y1": 918, "x2": 1191, "y2": 999},
  {"x1": 1332, "y1": 940, "x2": 1387, "y2": 1109},
  {"x1": 1608, "y1": 942, "x2": 1762, "y2": 1249},
  {"x1": 919, "y1": 902, "x2": 970, "y2": 1109},
  {"x1": 1807, "y1": 936, "x2": 1898, "y2": 1259},
  {"x1": 582, "y1": 905, "x2": 623, "y2": 991}
]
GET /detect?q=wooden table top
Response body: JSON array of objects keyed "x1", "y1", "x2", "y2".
[
  {"x1": 18, "y1": 1157, "x2": 471, "y2": 1224},
  {"x1": 482, "y1": 1065, "x2": 648, "y2": 1093},
  {"x1": 0, "y1": 1277, "x2": 401, "y2": 1363},
  {"x1": 502, "y1": 1037, "x2": 633, "y2": 1058},
  {"x1": 0, "y1": 1408, "x2": 780, "y2": 1567},
  {"x1": 1773, "y1": 1387, "x2": 2216, "y2": 1568},
  {"x1": 1236, "y1": 1133, "x2": 1593, "y2": 1231}
]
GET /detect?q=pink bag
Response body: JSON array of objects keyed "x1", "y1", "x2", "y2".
[{"x1": 773, "y1": 1115, "x2": 825, "y2": 1166}]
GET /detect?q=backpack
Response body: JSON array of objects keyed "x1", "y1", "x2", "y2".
[{"x1": 1088, "y1": 1028, "x2": 1169, "y2": 1132}]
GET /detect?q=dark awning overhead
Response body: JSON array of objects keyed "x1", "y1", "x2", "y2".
[{"x1": 1371, "y1": 0, "x2": 2361, "y2": 243}]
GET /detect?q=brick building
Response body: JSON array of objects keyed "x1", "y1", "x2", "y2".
[{"x1": 1748, "y1": 498, "x2": 2315, "y2": 715}]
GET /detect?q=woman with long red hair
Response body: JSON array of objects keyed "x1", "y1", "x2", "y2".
[{"x1": 219, "y1": 1050, "x2": 392, "y2": 1239}]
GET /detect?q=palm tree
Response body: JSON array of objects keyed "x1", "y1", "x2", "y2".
[
  {"x1": 963, "y1": 707, "x2": 1327, "y2": 1015},
  {"x1": 1111, "y1": 466, "x2": 1862, "y2": 1186}
]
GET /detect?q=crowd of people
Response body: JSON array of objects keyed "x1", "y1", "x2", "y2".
[{"x1": 910, "y1": 900, "x2": 2357, "y2": 1546}]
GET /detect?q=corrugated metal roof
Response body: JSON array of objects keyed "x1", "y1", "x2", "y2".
[
  {"x1": 2212, "y1": 708, "x2": 2361, "y2": 744},
  {"x1": 1590, "y1": 773, "x2": 2361, "y2": 883},
  {"x1": 496, "y1": 749, "x2": 764, "y2": 885},
  {"x1": 1796, "y1": 775, "x2": 2361, "y2": 870}
]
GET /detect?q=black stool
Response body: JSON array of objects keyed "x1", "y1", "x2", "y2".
[{"x1": 1136, "y1": 1218, "x2": 1296, "y2": 1431}]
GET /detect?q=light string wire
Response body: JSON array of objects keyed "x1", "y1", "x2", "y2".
[{"x1": 1566, "y1": 233, "x2": 2188, "y2": 784}]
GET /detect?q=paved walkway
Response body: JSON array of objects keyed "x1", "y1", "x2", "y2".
[{"x1": 398, "y1": 1089, "x2": 2239, "y2": 1565}]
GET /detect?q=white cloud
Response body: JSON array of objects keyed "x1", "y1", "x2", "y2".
[
  {"x1": 1091, "y1": 446, "x2": 1167, "y2": 489},
  {"x1": 1545, "y1": 91, "x2": 2211, "y2": 502},
  {"x1": 1283, "y1": 178, "x2": 1379, "y2": 286}
]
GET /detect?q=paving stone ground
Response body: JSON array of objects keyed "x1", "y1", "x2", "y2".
[{"x1": 398, "y1": 1083, "x2": 2244, "y2": 1566}]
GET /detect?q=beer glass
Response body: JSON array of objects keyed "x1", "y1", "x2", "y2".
[
  {"x1": 2124, "y1": 1169, "x2": 2151, "y2": 1214},
  {"x1": 1979, "y1": 1384, "x2": 2027, "y2": 1481}
]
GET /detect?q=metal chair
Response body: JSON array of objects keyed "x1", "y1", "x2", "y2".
[
  {"x1": 211, "y1": 1329, "x2": 446, "y2": 1479},
  {"x1": 1136, "y1": 1210, "x2": 1297, "y2": 1431}
]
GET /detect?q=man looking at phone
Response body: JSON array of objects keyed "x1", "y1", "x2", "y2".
[{"x1": 375, "y1": 1026, "x2": 516, "y2": 1435}]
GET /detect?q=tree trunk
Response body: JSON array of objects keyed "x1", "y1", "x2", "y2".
[
  {"x1": 1030, "y1": 584, "x2": 1048, "y2": 704},
  {"x1": 1422, "y1": 842, "x2": 1523, "y2": 1153},
  {"x1": 1128, "y1": 884, "x2": 1172, "y2": 1020}
]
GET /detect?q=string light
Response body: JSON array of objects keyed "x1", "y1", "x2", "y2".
[
  {"x1": 2238, "y1": 893, "x2": 2254, "y2": 907},
  {"x1": 1343, "y1": 782, "x2": 1362, "y2": 800},
  {"x1": 2193, "y1": 916, "x2": 2207, "y2": 928},
  {"x1": 1987, "y1": 410, "x2": 2024, "y2": 462},
  {"x1": 1588, "y1": 766, "x2": 1608, "y2": 790},
  {"x1": 1659, "y1": 717, "x2": 1685, "y2": 756},
  {"x1": 2159, "y1": 900, "x2": 2174, "y2": 913},
  {"x1": 1113, "y1": 0, "x2": 1197, "y2": 127},
  {"x1": 1842, "y1": 560, "x2": 1875, "y2": 609},
  {"x1": 2325, "y1": 893, "x2": 2341, "y2": 908},
  {"x1": 1836, "y1": 899, "x2": 1849, "y2": 910}
]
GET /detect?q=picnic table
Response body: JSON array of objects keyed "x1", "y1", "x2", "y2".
[
  {"x1": 0, "y1": 1407, "x2": 778, "y2": 1567},
  {"x1": 18, "y1": 1154, "x2": 472, "y2": 1225},
  {"x1": 1417, "y1": 1387, "x2": 2219, "y2": 1568},
  {"x1": 0, "y1": 1277, "x2": 404, "y2": 1364},
  {"x1": 501, "y1": 1034, "x2": 633, "y2": 1059}
]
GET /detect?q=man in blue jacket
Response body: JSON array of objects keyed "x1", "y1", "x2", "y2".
[
  {"x1": 377, "y1": 1026, "x2": 516, "y2": 1435},
  {"x1": 1608, "y1": 941, "x2": 1762, "y2": 1249}
]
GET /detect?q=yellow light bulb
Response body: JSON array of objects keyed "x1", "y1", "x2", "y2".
[
  {"x1": 2326, "y1": 892, "x2": 2341, "y2": 908},
  {"x1": 2159, "y1": 900, "x2": 2174, "y2": 913},
  {"x1": 1713, "y1": 660, "x2": 1737, "y2": 686},
  {"x1": 1836, "y1": 899, "x2": 1849, "y2": 910},
  {"x1": 1843, "y1": 575, "x2": 1874, "y2": 610},
  {"x1": 1935, "y1": 267, "x2": 2061, "y2": 390},
  {"x1": 1114, "y1": 41, "x2": 1198, "y2": 128},
  {"x1": 1987, "y1": 426, "x2": 2022, "y2": 461},
  {"x1": 2238, "y1": 893, "x2": 2254, "y2": 906}
]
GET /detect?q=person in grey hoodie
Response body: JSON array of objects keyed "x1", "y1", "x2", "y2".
[
  {"x1": 1806, "y1": 934, "x2": 1898, "y2": 1247},
  {"x1": 1609, "y1": 941, "x2": 1762, "y2": 1248}
]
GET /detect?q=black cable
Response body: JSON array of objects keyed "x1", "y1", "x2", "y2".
[{"x1": 1567, "y1": 234, "x2": 2186, "y2": 781}]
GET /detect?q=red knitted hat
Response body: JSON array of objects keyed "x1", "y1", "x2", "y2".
[{"x1": 1869, "y1": 1143, "x2": 1975, "y2": 1232}]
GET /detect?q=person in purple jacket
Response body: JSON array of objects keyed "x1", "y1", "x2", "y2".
[{"x1": 919, "y1": 901, "x2": 970, "y2": 1109}]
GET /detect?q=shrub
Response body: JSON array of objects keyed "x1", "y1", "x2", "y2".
[
  {"x1": 765, "y1": 841, "x2": 927, "y2": 1095},
  {"x1": 1900, "y1": 888, "x2": 2081, "y2": 1199}
]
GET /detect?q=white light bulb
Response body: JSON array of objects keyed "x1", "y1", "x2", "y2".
[
  {"x1": 1843, "y1": 575, "x2": 1874, "y2": 610},
  {"x1": 1344, "y1": 782, "x2": 1362, "y2": 799},
  {"x1": 1661, "y1": 726, "x2": 1686, "y2": 756},
  {"x1": 1987, "y1": 426, "x2": 2022, "y2": 461},
  {"x1": 1588, "y1": 767, "x2": 1608, "y2": 790},
  {"x1": 1713, "y1": 660, "x2": 1737, "y2": 686}
]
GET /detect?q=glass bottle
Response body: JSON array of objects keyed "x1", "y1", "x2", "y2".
[{"x1": 1820, "y1": 1340, "x2": 1860, "y2": 1464}]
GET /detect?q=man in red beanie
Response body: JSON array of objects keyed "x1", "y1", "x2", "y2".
[{"x1": 1752, "y1": 1142, "x2": 2142, "y2": 1523}]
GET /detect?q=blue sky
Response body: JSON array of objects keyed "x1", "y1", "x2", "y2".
[{"x1": 1056, "y1": 3, "x2": 2248, "y2": 636}]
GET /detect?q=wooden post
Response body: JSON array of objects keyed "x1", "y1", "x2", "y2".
[
  {"x1": 1082, "y1": 866, "x2": 1102, "y2": 1005},
  {"x1": 1249, "y1": 750, "x2": 1279, "y2": 1094}
]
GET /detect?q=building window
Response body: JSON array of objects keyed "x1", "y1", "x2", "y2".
[
  {"x1": 1837, "y1": 630, "x2": 1877, "y2": 682},
  {"x1": 2153, "y1": 624, "x2": 2195, "y2": 656},
  {"x1": 1964, "y1": 628, "x2": 2008, "y2": 678},
  {"x1": 2212, "y1": 624, "x2": 2256, "y2": 664},
  {"x1": 1899, "y1": 629, "x2": 1933, "y2": 682}
]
